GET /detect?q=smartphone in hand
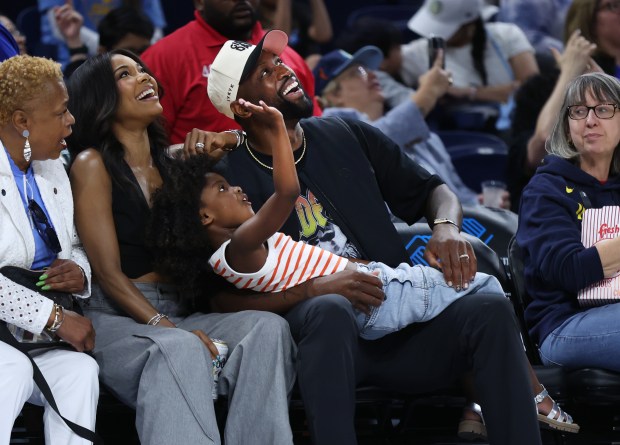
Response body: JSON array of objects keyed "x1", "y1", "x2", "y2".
[{"x1": 428, "y1": 36, "x2": 446, "y2": 69}]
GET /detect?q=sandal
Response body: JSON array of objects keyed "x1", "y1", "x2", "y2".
[
  {"x1": 457, "y1": 402, "x2": 488, "y2": 441},
  {"x1": 535, "y1": 385, "x2": 580, "y2": 433}
]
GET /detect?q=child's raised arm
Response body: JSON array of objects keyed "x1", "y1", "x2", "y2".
[{"x1": 228, "y1": 99, "x2": 301, "y2": 258}]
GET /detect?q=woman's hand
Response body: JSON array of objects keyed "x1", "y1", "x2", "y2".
[
  {"x1": 38, "y1": 259, "x2": 85, "y2": 293},
  {"x1": 191, "y1": 330, "x2": 219, "y2": 359},
  {"x1": 180, "y1": 128, "x2": 238, "y2": 159},
  {"x1": 424, "y1": 224, "x2": 477, "y2": 290},
  {"x1": 306, "y1": 268, "x2": 384, "y2": 315},
  {"x1": 55, "y1": 310, "x2": 95, "y2": 352}
]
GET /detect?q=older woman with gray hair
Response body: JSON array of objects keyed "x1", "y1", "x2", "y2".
[{"x1": 517, "y1": 72, "x2": 620, "y2": 372}]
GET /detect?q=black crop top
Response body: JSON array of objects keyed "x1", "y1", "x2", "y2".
[{"x1": 111, "y1": 161, "x2": 154, "y2": 279}]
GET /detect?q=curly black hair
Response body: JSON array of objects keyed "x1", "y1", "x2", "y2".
[{"x1": 146, "y1": 155, "x2": 223, "y2": 292}]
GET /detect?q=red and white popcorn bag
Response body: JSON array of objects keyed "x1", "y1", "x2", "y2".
[{"x1": 578, "y1": 206, "x2": 620, "y2": 307}]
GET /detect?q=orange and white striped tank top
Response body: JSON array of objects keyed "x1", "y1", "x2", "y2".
[{"x1": 208, "y1": 232, "x2": 349, "y2": 293}]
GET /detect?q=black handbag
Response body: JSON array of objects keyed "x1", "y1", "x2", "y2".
[
  {"x1": 0, "y1": 265, "x2": 103, "y2": 444},
  {"x1": 0, "y1": 265, "x2": 81, "y2": 350}
]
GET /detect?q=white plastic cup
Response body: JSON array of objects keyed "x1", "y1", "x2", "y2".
[{"x1": 481, "y1": 180, "x2": 506, "y2": 208}]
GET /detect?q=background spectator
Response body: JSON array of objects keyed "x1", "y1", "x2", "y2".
[
  {"x1": 565, "y1": 0, "x2": 620, "y2": 78},
  {"x1": 497, "y1": 0, "x2": 572, "y2": 54},
  {"x1": 141, "y1": 0, "x2": 321, "y2": 142},
  {"x1": 508, "y1": 30, "x2": 599, "y2": 211},
  {"x1": 38, "y1": 0, "x2": 165, "y2": 65},
  {"x1": 259, "y1": 0, "x2": 333, "y2": 62},
  {"x1": 402, "y1": 0, "x2": 538, "y2": 133}
]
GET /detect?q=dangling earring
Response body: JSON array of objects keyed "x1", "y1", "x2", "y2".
[{"x1": 22, "y1": 130, "x2": 31, "y2": 162}]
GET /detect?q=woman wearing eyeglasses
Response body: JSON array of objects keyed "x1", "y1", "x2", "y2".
[
  {"x1": 0, "y1": 55, "x2": 98, "y2": 444},
  {"x1": 517, "y1": 72, "x2": 620, "y2": 371}
]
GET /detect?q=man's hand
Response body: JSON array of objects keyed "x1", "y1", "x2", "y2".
[
  {"x1": 55, "y1": 310, "x2": 95, "y2": 352},
  {"x1": 38, "y1": 259, "x2": 85, "y2": 293},
  {"x1": 307, "y1": 268, "x2": 384, "y2": 315},
  {"x1": 180, "y1": 128, "x2": 238, "y2": 160},
  {"x1": 424, "y1": 224, "x2": 477, "y2": 290}
]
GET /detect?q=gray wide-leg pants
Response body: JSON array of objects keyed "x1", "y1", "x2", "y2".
[{"x1": 83, "y1": 282, "x2": 296, "y2": 445}]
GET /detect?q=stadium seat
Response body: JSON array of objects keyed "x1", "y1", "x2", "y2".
[
  {"x1": 15, "y1": 6, "x2": 57, "y2": 59},
  {"x1": 345, "y1": 3, "x2": 424, "y2": 43},
  {"x1": 508, "y1": 236, "x2": 620, "y2": 440}
]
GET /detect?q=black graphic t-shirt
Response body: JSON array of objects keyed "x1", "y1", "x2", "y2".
[{"x1": 295, "y1": 184, "x2": 360, "y2": 259}]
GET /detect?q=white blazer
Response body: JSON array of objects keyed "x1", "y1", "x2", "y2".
[{"x1": 0, "y1": 142, "x2": 91, "y2": 334}]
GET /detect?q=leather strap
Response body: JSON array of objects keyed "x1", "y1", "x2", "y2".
[{"x1": 0, "y1": 322, "x2": 103, "y2": 444}]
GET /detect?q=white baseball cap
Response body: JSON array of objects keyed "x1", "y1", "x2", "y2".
[
  {"x1": 407, "y1": 0, "x2": 486, "y2": 40},
  {"x1": 208, "y1": 30, "x2": 288, "y2": 119}
]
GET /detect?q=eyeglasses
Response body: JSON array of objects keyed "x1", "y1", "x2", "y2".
[
  {"x1": 567, "y1": 104, "x2": 619, "y2": 120},
  {"x1": 28, "y1": 199, "x2": 62, "y2": 254},
  {"x1": 598, "y1": 0, "x2": 620, "y2": 13}
]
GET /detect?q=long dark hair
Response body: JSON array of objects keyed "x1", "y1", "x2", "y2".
[
  {"x1": 147, "y1": 155, "x2": 221, "y2": 291},
  {"x1": 66, "y1": 49, "x2": 169, "y2": 190},
  {"x1": 471, "y1": 18, "x2": 488, "y2": 86}
]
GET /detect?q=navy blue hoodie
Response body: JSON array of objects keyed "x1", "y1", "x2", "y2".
[{"x1": 517, "y1": 155, "x2": 620, "y2": 345}]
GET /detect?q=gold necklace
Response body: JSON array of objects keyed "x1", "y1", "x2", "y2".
[{"x1": 245, "y1": 133, "x2": 306, "y2": 170}]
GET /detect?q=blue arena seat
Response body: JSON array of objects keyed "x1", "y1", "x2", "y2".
[
  {"x1": 346, "y1": 3, "x2": 424, "y2": 43},
  {"x1": 15, "y1": 6, "x2": 57, "y2": 59}
]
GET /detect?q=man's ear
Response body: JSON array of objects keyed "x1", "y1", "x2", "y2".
[
  {"x1": 200, "y1": 211, "x2": 214, "y2": 226},
  {"x1": 230, "y1": 100, "x2": 253, "y2": 118}
]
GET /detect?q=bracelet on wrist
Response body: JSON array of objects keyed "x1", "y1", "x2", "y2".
[
  {"x1": 147, "y1": 313, "x2": 169, "y2": 326},
  {"x1": 433, "y1": 218, "x2": 460, "y2": 231},
  {"x1": 47, "y1": 304, "x2": 65, "y2": 333},
  {"x1": 222, "y1": 130, "x2": 246, "y2": 152},
  {"x1": 78, "y1": 266, "x2": 87, "y2": 289},
  {"x1": 68, "y1": 44, "x2": 88, "y2": 56}
]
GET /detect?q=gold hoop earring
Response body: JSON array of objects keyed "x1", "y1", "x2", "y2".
[{"x1": 22, "y1": 129, "x2": 31, "y2": 162}]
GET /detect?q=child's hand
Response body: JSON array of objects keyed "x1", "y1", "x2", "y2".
[{"x1": 238, "y1": 98, "x2": 284, "y2": 129}]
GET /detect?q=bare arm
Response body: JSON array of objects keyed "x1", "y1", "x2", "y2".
[
  {"x1": 269, "y1": 0, "x2": 292, "y2": 35},
  {"x1": 212, "y1": 268, "x2": 384, "y2": 314},
  {"x1": 227, "y1": 100, "x2": 300, "y2": 265},
  {"x1": 70, "y1": 149, "x2": 173, "y2": 326},
  {"x1": 306, "y1": 0, "x2": 333, "y2": 44},
  {"x1": 510, "y1": 50, "x2": 539, "y2": 84},
  {"x1": 527, "y1": 31, "x2": 598, "y2": 169},
  {"x1": 423, "y1": 185, "x2": 477, "y2": 288}
]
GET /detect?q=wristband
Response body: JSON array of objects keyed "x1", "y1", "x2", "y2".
[{"x1": 433, "y1": 218, "x2": 460, "y2": 231}]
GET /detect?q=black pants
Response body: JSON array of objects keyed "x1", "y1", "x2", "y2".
[{"x1": 285, "y1": 292, "x2": 541, "y2": 445}]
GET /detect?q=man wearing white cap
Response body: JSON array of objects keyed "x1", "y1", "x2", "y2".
[
  {"x1": 198, "y1": 29, "x2": 543, "y2": 445},
  {"x1": 401, "y1": 0, "x2": 538, "y2": 109}
]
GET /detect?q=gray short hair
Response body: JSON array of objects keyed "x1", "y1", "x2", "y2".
[{"x1": 547, "y1": 72, "x2": 620, "y2": 175}]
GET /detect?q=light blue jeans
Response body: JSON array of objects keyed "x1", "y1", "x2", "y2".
[
  {"x1": 355, "y1": 262, "x2": 504, "y2": 340},
  {"x1": 539, "y1": 302, "x2": 620, "y2": 371}
]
